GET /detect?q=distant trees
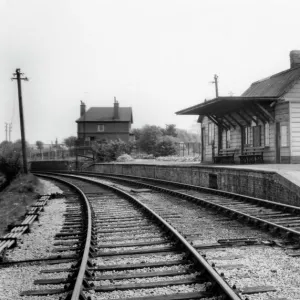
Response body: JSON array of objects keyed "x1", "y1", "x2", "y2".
[
  {"x1": 64, "y1": 136, "x2": 77, "y2": 148},
  {"x1": 35, "y1": 141, "x2": 44, "y2": 158},
  {"x1": 133, "y1": 124, "x2": 199, "y2": 157}
]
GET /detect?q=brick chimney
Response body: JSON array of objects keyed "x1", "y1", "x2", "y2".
[
  {"x1": 80, "y1": 100, "x2": 86, "y2": 117},
  {"x1": 113, "y1": 97, "x2": 119, "y2": 119},
  {"x1": 290, "y1": 50, "x2": 300, "y2": 68}
]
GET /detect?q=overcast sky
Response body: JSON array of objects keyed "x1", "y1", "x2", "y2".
[{"x1": 1, "y1": 0, "x2": 300, "y2": 144}]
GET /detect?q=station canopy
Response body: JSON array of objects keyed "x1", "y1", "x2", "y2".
[{"x1": 176, "y1": 96, "x2": 278, "y2": 129}]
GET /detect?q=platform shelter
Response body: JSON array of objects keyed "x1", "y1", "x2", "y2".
[{"x1": 177, "y1": 50, "x2": 300, "y2": 164}]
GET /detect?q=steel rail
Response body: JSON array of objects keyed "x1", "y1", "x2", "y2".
[
  {"x1": 76, "y1": 171, "x2": 300, "y2": 239},
  {"x1": 35, "y1": 173, "x2": 92, "y2": 300},
  {"x1": 36, "y1": 172, "x2": 241, "y2": 300}
]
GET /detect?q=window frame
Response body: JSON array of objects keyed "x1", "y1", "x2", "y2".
[
  {"x1": 264, "y1": 122, "x2": 270, "y2": 147},
  {"x1": 208, "y1": 123, "x2": 214, "y2": 145},
  {"x1": 97, "y1": 124, "x2": 105, "y2": 132},
  {"x1": 280, "y1": 125, "x2": 288, "y2": 147},
  {"x1": 244, "y1": 126, "x2": 252, "y2": 146},
  {"x1": 226, "y1": 129, "x2": 231, "y2": 148}
]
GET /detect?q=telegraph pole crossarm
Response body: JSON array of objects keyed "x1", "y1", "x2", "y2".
[
  {"x1": 210, "y1": 74, "x2": 219, "y2": 98},
  {"x1": 11, "y1": 68, "x2": 29, "y2": 174}
]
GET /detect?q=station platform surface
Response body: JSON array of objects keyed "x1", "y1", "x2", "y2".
[{"x1": 115, "y1": 160, "x2": 300, "y2": 190}]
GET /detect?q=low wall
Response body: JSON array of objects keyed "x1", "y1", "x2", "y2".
[
  {"x1": 30, "y1": 160, "x2": 73, "y2": 172},
  {"x1": 89, "y1": 163, "x2": 300, "y2": 207}
]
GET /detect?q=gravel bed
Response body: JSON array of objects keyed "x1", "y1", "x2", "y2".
[
  {"x1": 94, "y1": 273, "x2": 199, "y2": 286},
  {"x1": 38, "y1": 179, "x2": 64, "y2": 194},
  {"x1": 205, "y1": 246, "x2": 300, "y2": 300},
  {"x1": 98, "y1": 232, "x2": 164, "y2": 241},
  {"x1": 99, "y1": 243, "x2": 173, "y2": 253},
  {"x1": 93, "y1": 253, "x2": 184, "y2": 266},
  {"x1": 0, "y1": 263, "x2": 68, "y2": 300},
  {"x1": 99, "y1": 237, "x2": 167, "y2": 245},
  {"x1": 0, "y1": 179, "x2": 69, "y2": 300},
  {"x1": 96, "y1": 264, "x2": 192, "y2": 276},
  {"x1": 5, "y1": 197, "x2": 67, "y2": 260},
  {"x1": 85, "y1": 283, "x2": 207, "y2": 300}
]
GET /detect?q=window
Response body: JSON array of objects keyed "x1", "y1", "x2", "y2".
[
  {"x1": 244, "y1": 126, "x2": 252, "y2": 145},
  {"x1": 281, "y1": 125, "x2": 288, "y2": 147},
  {"x1": 97, "y1": 124, "x2": 104, "y2": 132},
  {"x1": 226, "y1": 130, "x2": 231, "y2": 148},
  {"x1": 265, "y1": 123, "x2": 270, "y2": 146},
  {"x1": 208, "y1": 123, "x2": 214, "y2": 145}
]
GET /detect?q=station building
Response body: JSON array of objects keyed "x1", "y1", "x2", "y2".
[{"x1": 177, "y1": 50, "x2": 300, "y2": 164}]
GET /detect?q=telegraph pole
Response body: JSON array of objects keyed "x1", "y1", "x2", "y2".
[
  {"x1": 5, "y1": 123, "x2": 8, "y2": 141},
  {"x1": 213, "y1": 74, "x2": 219, "y2": 97},
  {"x1": 11, "y1": 69, "x2": 29, "y2": 174},
  {"x1": 9, "y1": 123, "x2": 12, "y2": 141}
]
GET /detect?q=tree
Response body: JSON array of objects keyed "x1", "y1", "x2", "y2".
[
  {"x1": 154, "y1": 136, "x2": 177, "y2": 157},
  {"x1": 0, "y1": 140, "x2": 27, "y2": 181},
  {"x1": 64, "y1": 136, "x2": 77, "y2": 148},
  {"x1": 162, "y1": 124, "x2": 177, "y2": 137},
  {"x1": 137, "y1": 125, "x2": 162, "y2": 154},
  {"x1": 131, "y1": 128, "x2": 142, "y2": 141},
  {"x1": 36, "y1": 141, "x2": 44, "y2": 153}
]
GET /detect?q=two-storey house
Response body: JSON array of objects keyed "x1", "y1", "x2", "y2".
[{"x1": 76, "y1": 98, "x2": 133, "y2": 143}]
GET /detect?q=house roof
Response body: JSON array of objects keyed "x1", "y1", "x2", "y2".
[
  {"x1": 76, "y1": 107, "x2": 133, "y2": 123},
  {"x1": 242, "y1": 66, "x2": 300, "y2": 97}
]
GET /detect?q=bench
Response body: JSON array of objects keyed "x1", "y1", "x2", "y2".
[
  {"x1": 239, "y1": 147, "x2": 265, "y2": 164},
  {"x1": 214, "y1": 148, "x2": 237, "y2": 164}
]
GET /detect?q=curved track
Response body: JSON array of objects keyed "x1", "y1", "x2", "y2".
[
  {"x1": 30, "y1": 172, "x2": 241, "y2": 300},
  {"x1": 76, "y1": 171, "x2": 300, "y2": 242}
]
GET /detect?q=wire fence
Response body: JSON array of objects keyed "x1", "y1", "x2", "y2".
[{"x1": 175, "y1": 142, "x2": 201, "y2": 157}]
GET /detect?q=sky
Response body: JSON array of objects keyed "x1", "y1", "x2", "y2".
[{"x1": 1, "y1": 0, "x2": 300, "y2": 144}]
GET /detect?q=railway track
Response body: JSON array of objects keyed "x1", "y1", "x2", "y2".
[
  {"x1": 75, "y1": 171, "x2": 300, "y2": 245},
  {"x1": 49, "y1": 170, "x2": 300, "y2": 299},
  {"x1": 14, "y1": 172, "x2": 242, "y2": 300}
]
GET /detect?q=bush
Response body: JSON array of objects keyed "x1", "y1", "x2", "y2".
[
  {"x1": 154, "y1": 136, "x2": 177, "y2": 157},
  {"x1": 0, "y1": 141, "x2": 24, "y2": 182},
  {"x1": 116, "y1": 154, "x2": 134, "y2": 162},
  {"x1": 92, "y1": 139, "x2": 133, "y2": 162}
]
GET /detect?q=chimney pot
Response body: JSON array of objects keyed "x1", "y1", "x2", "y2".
[
  {"x1": 80, "y1": 100, "x2": 86, "y2": 117},
  {"x1": 113, "y1": 97, "x2": 119, "y2": 119},
  {"x1": 290, "y1": 50, "x2": 300, "y2": 68}
]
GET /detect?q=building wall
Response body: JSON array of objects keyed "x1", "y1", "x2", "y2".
[
  {"x1": 200, "y1": 102, "x2": 293, "y2": 163},
  {"x1": 290, "y1": 101, "x2": 300, "y2": 163},
  {"x1": 275, "y1": 102, "x2": 290, "y2": 162},
  {"x1": 283, "y1": 79, "x2": 300, "y2": 101},
  {"x1": 77, "y1": 122, "x2": 131, "y2": 142}
]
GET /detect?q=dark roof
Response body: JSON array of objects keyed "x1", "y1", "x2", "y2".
[
  {"x1": 176, "y1": 96, "x2": 277, "y2": 116},
  {"x1": 76, "y1": 107, "x2": 133, "y2": 123},
  {"x1": 242, "y1": 66, "x2": 300, "y2": 97}
]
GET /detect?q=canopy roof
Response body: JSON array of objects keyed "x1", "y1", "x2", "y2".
[
  {"x1": 176, "y1": 96, "x2": 278, "y2": 129},
  {"x1": 176, "y1": 97, "x2": 278, "y2": 116}
]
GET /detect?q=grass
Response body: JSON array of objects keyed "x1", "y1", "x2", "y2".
[{"x1": 0, "y1": 173, "x2": 44, "y2": 236}]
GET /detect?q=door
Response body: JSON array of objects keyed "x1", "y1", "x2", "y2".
[{"x1": 275, "y1": 122, "x2": 281, "y2": 163}]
